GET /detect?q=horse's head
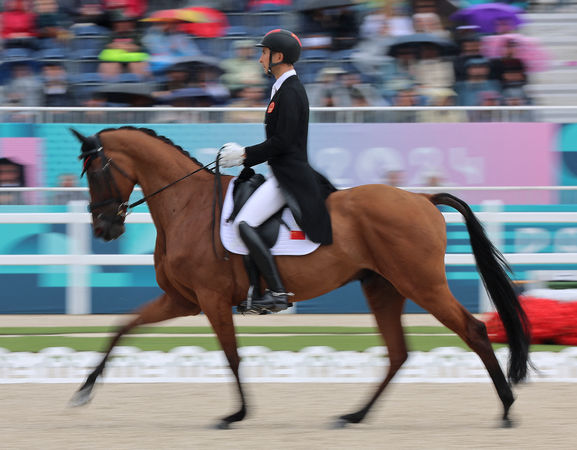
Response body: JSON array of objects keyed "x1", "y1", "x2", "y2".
[{"x1": 71, "y1": 128, "x2": 137, "y2": 241}]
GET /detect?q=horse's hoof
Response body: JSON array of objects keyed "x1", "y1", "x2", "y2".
[
  {"x1": 214, "y1": 420, "x2": 232, "y2": 430},
  {"x1": 68, "y1": 387, "x2": 92, "y2": 408},
  {"x1": 501, "y1": 417, "x2": 514, "y2": 428},
  {"x1": 330, "y1": 418, "x2": 350, "y2": 429}
]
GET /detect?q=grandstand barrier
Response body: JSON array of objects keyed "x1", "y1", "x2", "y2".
[{"x1": 2, "y1": 197, "x2": 577, "y2": 314}]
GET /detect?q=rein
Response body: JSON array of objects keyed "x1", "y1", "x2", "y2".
[{"x1": 128, "y1": 160, "x2": 217, "y2": 210}]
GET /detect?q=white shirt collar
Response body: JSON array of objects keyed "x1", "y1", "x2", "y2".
[{"x1": 270, "y1": 69, "x2": 296, "y2": 100}]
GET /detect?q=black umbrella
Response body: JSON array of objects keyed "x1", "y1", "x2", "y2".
[
  {"x1": 387, "y1": 33, "x2": 458, "y2": 58},
  {"x1": 296, "y1": 0, "x2": 357, "y2": 11},
  {"x1": 95, "y1": 82, "x2": 157, "y2": 106},
  {"x1": 167, "y1": 55, "x2": 225, "y2": 76},
  {"x1": 160, "y1": 87, "x2": 217, "y2": 106}
]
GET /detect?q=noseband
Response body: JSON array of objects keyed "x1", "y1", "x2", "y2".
[{"x1": 79, "y1": 137, "x2": 136, "y2": 221}]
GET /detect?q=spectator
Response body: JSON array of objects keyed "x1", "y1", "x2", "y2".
[
  {"x1": 3, "y1": 62, "x2": 43, "y2": 107},
  {"x1": 379, "y1": 46, "x2": 417, "y2": 102},
  {"x1": 418, "y1": 88, "x2": 467, "y2": 122},
  {"x1": 152, "y1": 63, "x2": 192, "y2": 98},
  {"x1": 455, "y1": 57, "x2": 500, "y2": 106},
  {"x1": 52, "y1": 173, "x2": 87, "y2": 205},
  {"x1": 414, "y1": 43, "x2": 455, "y2": 90},
  {"x1": 502, "y1": 87, "x2": 534, "y2": 121},
  {"x1": 351, "y1": 19, "x2": 395, "y2": 80},
  {"x1": 412, "y1": 12, "x2": 450, "y2": 38},
  {"x1": 220, "y1": 39, "x2": 266, "y2": 97},
  {"x1": 98, "y1": 10, "x2": 150, "y2": 80},
  {"x1": 34, "y1": 0, "x2": 70, "y2": 46},
  {"x1": 41, "y1": 62, "x2": 71, "y2": 106},
  {"x1": 142, "y1": 20, "x2": 203, "y2": 74},
  {"x1": 104, "y1": 0, "x2": 147, "y2": 18},
  {"x1": 0, "y1": 0, "x2": 38, "y2": 49},
  {"x1": 0, "y1": 158, "x2": 25, "y2": 205},
  {"x1": 391, "y1": 84, "x2": 423, "y2": 122},
  {"x1": 469, "y1": 90, "x2": 502, "y2": 122},
  {"x1": 67, "y1": 0, "x2": 109, "y2": 28},
  {"x1": 489, "y1": 38, "x2": 528, "y2": 90},
  {"x1": 299, "y1": 6, "x2": 359, "y2": 52},
  {"x1": 453, "y1": 35, "x2": 483, "y2": 82},
  {"x1": 226, "y1": 83, "x2": 267, "y2": 123}
]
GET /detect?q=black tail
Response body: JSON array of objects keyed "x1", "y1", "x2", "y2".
[{"x1": 431, "y1": 192, "x2": 530, "y2": 384}]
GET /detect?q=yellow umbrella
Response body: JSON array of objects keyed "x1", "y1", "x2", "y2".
[{"x1": 141, "y1": 8, "x2": 208, "y2": 23}]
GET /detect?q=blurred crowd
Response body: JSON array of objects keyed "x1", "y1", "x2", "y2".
[{"x1": 0, "y1": 0, "x2": 547, "y2": 121}]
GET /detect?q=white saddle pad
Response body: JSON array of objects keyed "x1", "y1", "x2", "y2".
[{"x1": 220, "y1": 178, "x2": 320, "y2": 256}]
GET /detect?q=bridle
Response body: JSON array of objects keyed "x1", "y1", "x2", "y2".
[{"x1": 80, "y1": 141, "x2": 136, "y2": 222}]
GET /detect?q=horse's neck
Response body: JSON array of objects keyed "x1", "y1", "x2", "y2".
[{"x1": 127, "y1": 135, "x2": 217, "y2": 226}]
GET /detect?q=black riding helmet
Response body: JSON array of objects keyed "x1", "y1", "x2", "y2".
[{"x1": 256, "y1": 29, "x2": 302, "y2": 75}]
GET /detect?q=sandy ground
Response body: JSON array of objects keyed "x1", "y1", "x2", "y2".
[{"x1": 1, "y1": 382, "x2": 576, "y2": 450}]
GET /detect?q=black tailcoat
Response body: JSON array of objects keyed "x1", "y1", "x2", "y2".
[{"x1": 243, "y1": 75, "x2": 333, "y2": 245}]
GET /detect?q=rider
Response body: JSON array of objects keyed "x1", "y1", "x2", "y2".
[{"x1": 218, "y1": 29, "x2": 333, "y2": 313}]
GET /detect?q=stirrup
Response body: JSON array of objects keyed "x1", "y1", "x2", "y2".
[{"x1": 238, "y1": 290, "x2": 293, "y2": 315}]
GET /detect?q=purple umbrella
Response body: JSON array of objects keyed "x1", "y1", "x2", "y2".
[{"x1": 450, "y1": 3, "x2": 525, "y2": 34}]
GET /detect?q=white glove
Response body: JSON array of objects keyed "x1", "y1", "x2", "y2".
[{"x1": 218, "y1": 142, "x2": 245, "y2": 168}]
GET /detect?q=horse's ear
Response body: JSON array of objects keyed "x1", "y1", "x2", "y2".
[{"x1": 70, "y1": 128, "x2": 89, "y2": 145}]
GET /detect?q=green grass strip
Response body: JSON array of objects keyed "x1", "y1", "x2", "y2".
[
  {"x1": 0, "y1": 326, "x2": 452, "y2": 336},
  {"x1": 0, "y1": 335, "x2": 568, "y2": 353}
]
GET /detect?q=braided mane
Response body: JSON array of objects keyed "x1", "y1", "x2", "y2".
[{"x1": 99, "y1": 126, "x2": 215, "y2": 174}]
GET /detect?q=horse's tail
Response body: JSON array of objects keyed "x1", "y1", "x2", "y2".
[{"x1": 429, "y1": 192, "x2": 531, "y2": 384}]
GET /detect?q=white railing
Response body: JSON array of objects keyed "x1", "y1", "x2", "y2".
[{"x1": 1, "y1": 105, "x2": 577, "y2": 123}]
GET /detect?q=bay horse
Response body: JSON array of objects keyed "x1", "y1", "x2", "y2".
[{"x1": 69, "y1": 126, "x2": 530, "y2": 429}]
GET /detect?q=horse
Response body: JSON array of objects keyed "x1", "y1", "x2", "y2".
[{"x1": 69, "y1": 126, "x2": 530, "y2": 429}]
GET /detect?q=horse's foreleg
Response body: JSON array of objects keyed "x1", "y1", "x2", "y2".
[
  {"x1": 69, "y1": 293, "x2": 200, "y2": 407},
  {"x1": 200, "y1": 294, "x2": 247, "y2": 429},
  {"x1": 337, "y1": 273, "x2": 407, "y2": 427}
]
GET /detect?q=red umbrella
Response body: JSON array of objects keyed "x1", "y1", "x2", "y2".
[{"x1": 180, "y1": 7, "x2": 229, "y2": 38}]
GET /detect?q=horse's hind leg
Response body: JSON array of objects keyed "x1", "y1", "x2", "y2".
[
  {"x1": 412, "y1": 286, "x2": 515, "y2": 427},
  {"x1": 69, "y1": 293, "x2": 200, "y2": 407},
  {"x1": 338, "y1": 273, "x2": 407, "y2": 427}
]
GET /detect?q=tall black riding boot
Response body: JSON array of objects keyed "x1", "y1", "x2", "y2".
[{"x1": 238, "y1": 221, "x2": 291, "y2": 313}]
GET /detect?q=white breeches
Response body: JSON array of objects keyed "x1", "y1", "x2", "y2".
[{"x1": 232, "y1": 175, "x2": 286, "y2": 240}]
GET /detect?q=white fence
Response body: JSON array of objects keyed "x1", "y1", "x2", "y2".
[{"x1": 2, "y1": 346, "x2": 577, "y2": 384}]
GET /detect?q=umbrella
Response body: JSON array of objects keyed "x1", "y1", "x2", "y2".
[
  {"x1": 167, "y1": 55, "x2": 225, "y2": 76},
  {"x1": 296, "y1": 0, "x2": 357, "y2": 11},
  {"x1": 482, "y1": 33, "x2": 550, "y2": 72},
  {"x1": 141, "y1": 8, "x2": 208, "y2": 23},
  {"x1": 180, "y1": 7, "x2": 229, "y2": 38},
  {"x1": 387, "y1": 33, "x2": 458, "y2": 58},
  {"x1": 95, "y1": 82, "x2": 156, "y2": 106},
  {"x1": 450, "y1": 3, "x2": 525, "y2": 34},
  {"x1": 160, "y1": 87, "x2": 219, "y2": 106}
]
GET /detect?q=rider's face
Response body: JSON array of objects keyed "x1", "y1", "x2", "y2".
[
  {"x1": 259, "y1": 47, "x2": 270, "y2": 72},
  {"x1": 259, "y1": 47, "x2": 282, "y2": 73}
]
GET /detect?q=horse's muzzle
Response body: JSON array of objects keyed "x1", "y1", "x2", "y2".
[{"x1": 93, "y1": 215, "x2": 125, "y2": 241}]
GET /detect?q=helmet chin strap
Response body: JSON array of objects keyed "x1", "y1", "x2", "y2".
[{"x1": 267, "y1": 52, "x2": 282, "y2": 77}]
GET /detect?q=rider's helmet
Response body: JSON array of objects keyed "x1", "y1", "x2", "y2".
[{"x1": 256, "y1": 29, "x2": 302, "y2": 65}]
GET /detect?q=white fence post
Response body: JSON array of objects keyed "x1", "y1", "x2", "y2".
[
  {"x1": 479, "y1": 200, "x2": 504, "y2": 313},
  {"x1": 66, "y1": 200, "x2": 91, "y2": 314}
]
